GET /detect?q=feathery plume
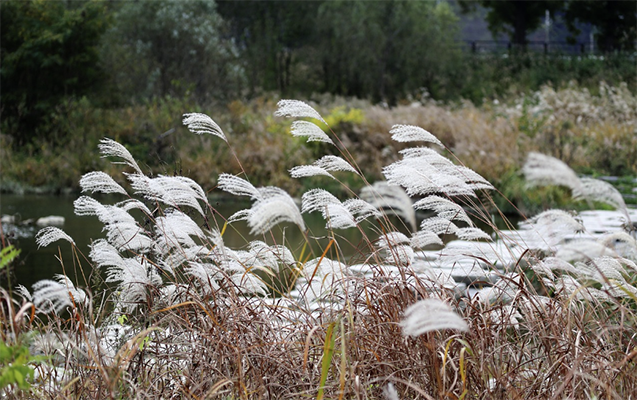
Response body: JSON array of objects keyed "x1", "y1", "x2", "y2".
[
  {"x1": 217, "y1": 173, "x2": 261, "y2": 199},
  {"x1": 342, "y1": 198, "x2": 382, "y2": 222},
  {"x1": 390, "y1": 124, "x2": 443, "y2": 147},
  {"x1": 360, "y1": 181, "x2": 416, "y2": 232},
  {"x1": 98, "y1": 138, "x2": 143, "y2": 175},
  {"x1": 80, "y1": 171, "x2": 127, "y2": 195},
  {"x1": 274, "y1": 100, "x2": 326, "y2": 125},
  {"x1": 420, "y1": 217, "x2": 458, "y2": 235},
  {"x1": 155, "y1": 210, "x2": 205, "y2": 253},
  {"x1": 522, "y1": 152, "x2": 581, "y2": 191},
  {"x1": 383, "y1": 383, "x2": 400, "y2": 400},
  {"x1": 290, "y1": 121, "x2": 333, "y2": 144},
  {"x1": 301, "y1": 189, "x2": 341, "y2": 214},
  {"x1": 315, "y1": 155, "x2": 358, "y2": 174},
  {"x1": 127, "y1": 174, "x2": 207, "y2": 216},
  {"x1": 413, "y1": 195, "x2": 472, "y2": 225},
  {"x1": 400, "y1": 298, "x2": 468, "y2": 336},
  {"x1": 35, "y1": 227, "x2": 75, "y2": 248},
  {"x1": 574, "y1": 177, "x2": 628, "y2": 215},
  {"x1": 456, "y1": 227, "x2": 492, "y2": 241},
  {"x1": 32, "y1": 275, "x2": 87, "y2": 313},
  {"x1": 289, "y1": 165, "x2": 334, "y2": 179},
  {"x1": 183, "y1": 112, "x2": 227, "y2": 142},
  {"x1": 246, "y1": 191, "x2": 306, "y2": 235},
  {"x1": 411, "y1": 230, "x2": 444, "y2": 249},
  {"x1": 115, "y1": 199, "x2": 152, "y2": 216}
]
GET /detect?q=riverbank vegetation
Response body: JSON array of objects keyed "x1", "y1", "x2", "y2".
[
  {"x1": 2, "y1": 81, "x2": 635, "y2": 214},
  {"x1": 1, "y1": 100, "x2": 636, "y2": 399}
]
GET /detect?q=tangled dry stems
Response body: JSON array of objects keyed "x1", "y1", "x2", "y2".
[{"x1": 1, "y1": 96, "x2": 636, "y2": 399}]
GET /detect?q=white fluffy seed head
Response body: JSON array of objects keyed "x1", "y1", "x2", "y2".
[
  {"x1": 183, "y1": 112, "x2": 227, "y2": 142},
  {"x1": 289, "y1": 165, "x2": 334, "y2": 179},
  {"x1": 290, "y1": 120, "x2": 333, "y2": 144},
  {"x1": 98, "y1": 138, "x2": 143, "y2": 174},
  {"x1": 314, "y1": 155, "x2": 358, "y2": 174},
  {"x1": 390, "y1": 124, "x2": 443, "y2": 147},
  {"x1": 400, "y1": 298, "x2": 468, "y2": 336},
  {"x1": 80, "y1": 171, "x2": 127, "y2": 195},
  {"x1": 274, "y1": 100, "x2": 326, "y2": 125},
  {"x1": 35, "y1": 227, "x2": 75, "y2": 248}
]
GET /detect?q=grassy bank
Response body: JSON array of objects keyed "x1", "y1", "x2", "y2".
[
  {"x1": 1, "y1": 99, "x2": 635, "y2": 399},
  {"x1": 2, "y1": 82, "x2": 635, "y2": 215}
]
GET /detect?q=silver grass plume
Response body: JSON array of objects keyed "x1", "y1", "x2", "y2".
[
  {"x1": 217, "y1": 173, "x2": 261, "y2": 199},
  {"x1": 359, "y1": 181, "x2": 416, "y2": 232},
  {"x1": 323, "y1": 203, "x2": 357, "y2": 229},
  {"x1": 74, "y1": 196, "x2": 153, "y2": 252},
  {"x1": 413, "y1": 195, "x2": 472, "y2": 225},
  {"x1": 301, "y1": 189, "x2": 356, "y2": 229},
  {"x1": 314, "y1": 155, "x2": 358, "y2": 174},
  {"x1": 574, "y1": 177, "x2": 629, "y2": 219},
  {"x1": 289, "y1": 165, "x2": 335, "y2": 179},
  {"x1": 104, "y1": 256, "x2": 162, "y2": 311},
  {"x1": 290, "y1": 120, "x2": 333, "y2": 144},
  {"x1": 400, "y1": 298, "x2": 468, "y2": 336},
  {"x1": 342, "y1": 198, "x2": 382, "y2": 223},
  {"x1": 79, "y1": 171, "x2": 127, "y2": 195},
  {"x1": 15, "y1": 285, "x2": 33, "y2": 302},
  {"x1": 290, "y1": 155, "x2": 358, "y2": 179},
  {"x1": 390, "y1": 124, "x2": 443, "y2": 147},
  {"x1": 383, "y1": 383, "x2": 400, "y2": 400},
  {"x1": 274, "y1": 99, "x2": 327, "y2": 125},
  {"x1": 182, "y1": 112, "x2": 227, "y2": 143},
  {"x1": 455, "y1": 227, "x2": 492, "y2": 241},
  {"x1": 522, "y1": 152, "x2": 581, "y2": 190},
  {"x1": 556, "y1": 240, "x2": 618, "y2": 262},
  {"x1": 411, "y1": 230, "x2": 444, "y2": 249},
  {"x1": 384, "y1": 156, "x2": 478, "y2": 198},
  {"x1": 419, "y1": 217, "x2": 458, "y2": 235},
  {"x1": 520, "y1": 209, "x2": 585, "y2": 248},
  {"x1": 99, "y1": 138, "x2": 143, "y2": 175},
  {"x1": 35, "y1": 226, "x2": 75, "y2": 247},
  {"x1": 231, "y1": 188, "x2": 305, "y2": 235},
  {"x1": 298, "y1": 257, "x2": 350, "y2": 303},
  {"x1": 154, "y1": 210, "x2": 206, "y2": 254},
  {"x1": 378, "y1": 232, "x2": 414, "y2": 266},
  {"x1": 127, "y1": 174, "x2": 208, "y2": 216},
  {"x1": 32, "y1": 275, "x2": 87, "y2": 314},
  {"x1": 115, "y1": 199, "x2": 152, "y2": 216},
  {"x1": 301, "y1": 189, "x2": 340, "y2": 214},
  {"x1": 523, "y1": 153, "x2": 630, "y2": 222}
]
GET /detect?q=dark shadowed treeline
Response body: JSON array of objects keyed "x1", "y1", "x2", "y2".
[{"x1": 1, "y1": 0, "x2": 635, "y2": 149}]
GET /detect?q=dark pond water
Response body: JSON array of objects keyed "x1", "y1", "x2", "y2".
[{"x1": 0, "y1": 193, "x2": 377, "y2": 291}]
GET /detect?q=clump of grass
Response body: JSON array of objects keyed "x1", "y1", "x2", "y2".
[{"x1": 4, "y1": 99, "x2": 637, "y2": 399}]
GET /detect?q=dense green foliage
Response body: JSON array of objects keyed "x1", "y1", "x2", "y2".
[
  {"x1": 564, "y1": 0, "x2": 637, "y2": 52},
  {"x1": 100, "y1": 0, "x2": 242, "y2": 104},
  {"x1": 1, "y1": 0, "x2": 109, "y2": 145},
  {"x1": 316, "y1": 0, "x2": 461, "y2": 103}
]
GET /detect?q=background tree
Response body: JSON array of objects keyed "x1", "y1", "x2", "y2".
[
  {"x1": 1, "y1": 0, "x2": 109, "y2": 146},
  {"x1": 459, "y1": 0, "x2": 563, "y2": 47},
  {"x1": 317, "y1": 0, "x2": 461, "y2": 103},
  {"x1": 216, "y1": 0, "x2": 321, "y2": 96},
  {"x1": 100, "y1": 0, "x2": 243, "y2": 104},
  {"x1": 564, "y1": 0, "x2": 636, "y2": 52}
]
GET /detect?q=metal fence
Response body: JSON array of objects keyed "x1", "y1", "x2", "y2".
[{"x1": 462, "y1": 40, "x2": 634, "y2": 55}]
